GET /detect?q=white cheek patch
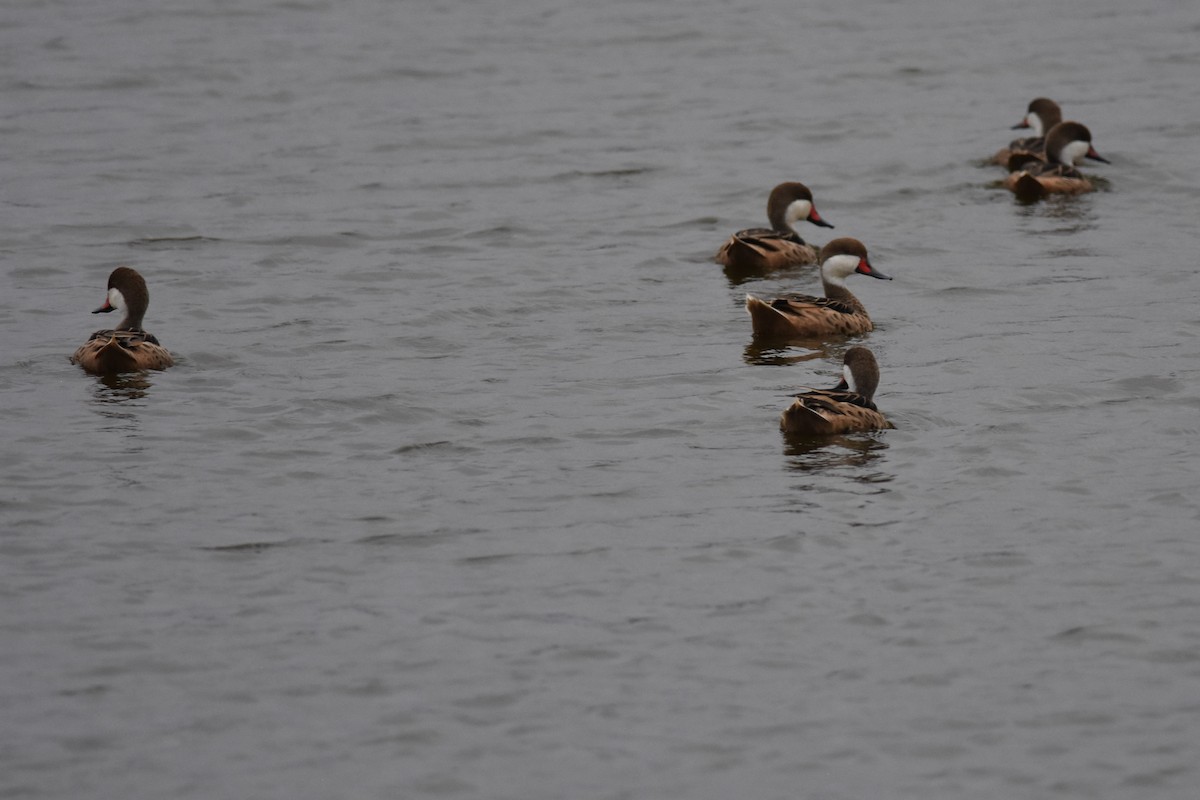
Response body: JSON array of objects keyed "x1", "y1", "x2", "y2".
[
  {"x1": 1028, "y1": 112, "x2": 1044, "y2": 137},
  {"x1": 843, "y1": 364, "x2": 858, "y2": 393},
  {"x1": 785, "y1": 199, "x2": 813, "y2": 226},
  {"x1": 1059, "y1": 140, "x2": 1089, "y2": 167},
  {"x1": 822, "y1": 253, "x2": 861, "y2": 286},
  {"x1": 108, "y1": 287, "x2": 126, "y2": 310}
]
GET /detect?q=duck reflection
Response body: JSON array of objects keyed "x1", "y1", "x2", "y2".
[
  {"x1": 91, "y1": 371, "x2": 154, "y2": 403},
  {"x1": 782, "y1": 431, "x2": 891, "y2": 474},
  {"x1": 743, "y1": 340, "x2": 830, "y2": 367},
  {"x1": 723, "y1": 261, "x2": 816, "y2": 288},
  {"x1": 1042, "y1": 190, "x2": 1103, "y2": 226},
  {"x1": 1010, "y1": 188, "x2": 1101, "y2": 229}
]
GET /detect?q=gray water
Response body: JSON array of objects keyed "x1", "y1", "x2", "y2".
[{"x1": 5, "y1": 0, "x2": 1200, "y2": 798}]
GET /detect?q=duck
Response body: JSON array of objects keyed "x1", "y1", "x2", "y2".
[
  {"x1": 990, "y1": 97, "x2": 1062, "y2": 165},
  {"x1": 71, "y1": 267, "x2": 174, "y2": 374},
  {"x1": 780, "y1": 346, "x2": 893, "y2": 435},
  {"x1": 714, "y1": 182, "x2": 835, "y2": 272},
  {"x1": 1003, "y1": 121, "x2": 1110, "y2": 201},
  {"x1": 745, "y1": 237, "x2": 891, "y2": 339}
]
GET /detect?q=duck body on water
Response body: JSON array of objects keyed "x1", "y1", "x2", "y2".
[
  {"x1": 745, "y1": 237, "x2": 892, "y2": 339},
  {"x1": 71, "y1": 267, "x2": 174, "y2": 374},
  {"x1": 990, "y1": 96, "x2": 1063, "y2": 164},
  {"x1": 714, "y1": 182, "x2": 835, "y2": 274},
  {"x1": 780, "y1": 347, "x2": 892, "y2": 436},
  {"x1": 1002, "y1": 120, "x2": 1110, "y2": 201}
]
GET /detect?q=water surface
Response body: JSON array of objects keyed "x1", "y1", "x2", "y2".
[{"x1": 4, "y1": 1, "x2": 1200, "y2": 798}]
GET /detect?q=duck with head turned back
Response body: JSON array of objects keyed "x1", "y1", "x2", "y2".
[
  {"x1": 745, "y1": 237, "x2": 892, "y2": 339},
  {"x1": 71, "y1": 267, "x2": 174, "y2": 374},
  {"x1": 714, "y1": 182, "x2": 835, "y2": 273},
  {"x1": 780, "y1": 347, "x2": 893, "y2": 435},
  {"x1": 990, "y1": 97, "x2": 1062, "y2": 165},
  {"x1": 1003, "y1": 121, "x2": 1110, "y2": 201}
]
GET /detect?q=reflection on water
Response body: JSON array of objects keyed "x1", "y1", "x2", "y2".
[
  {"x1": 722, "y1": 262, "x2": 819, "y2": 287},
  {"x1": 782, "y1": 430, "x2": 891, "y2": 475},
  {"x1": 89, "y1": 372, "x2": 154, "y2": 403},
  {"x1": 1038, "y1": 194, "x2": 1100, "y2": 228},
  {"x1": 743, "y1": 340, "x2": 832, "y2": 367}
]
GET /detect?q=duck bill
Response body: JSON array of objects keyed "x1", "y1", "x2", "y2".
[
  {"x1": 1010, "y1": 118, "x2": 1031, "y2": 130},
  {"x1": 857, "y1": 262, "x2": 892, "y2": 281},
  {"x1": 92, "y1": 300, "x2": 115, "y2": 314},
  {"x1": 808, "y1": 210, "x2": 835, "y2": 229},
  {"x1": 1086, "y1": 146, "x2": 1110, "y2": 164}
]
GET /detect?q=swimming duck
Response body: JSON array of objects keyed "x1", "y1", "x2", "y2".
[
  {"x1": 780, "y1": 347, "x2": 893, "y2": 435},
  {"x1": 714, "y1": 182, "x2": 835, "y2": 272},
  {"x1": 990, "y1": 97, "x2": 1062, "y2": 165},
  {"x1": 71, "y1": 267, "x2": 174, "y2": 374},
  {"x1": 1003, "y1": 121, "x2": 1109, "y2": 201},
  {"x1": 745, "y1": 237, "x2": 891, "y2": 339}
]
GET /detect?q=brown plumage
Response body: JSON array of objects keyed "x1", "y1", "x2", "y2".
[
  {"x1": 780, "y1": 347, "x2": 893, "y2": 435},
  {"x1": 714, "y1": 182, "x2": 835, "y2": 273},
  {"x1": 745, "y1": 237, "x2": 892, "y2": 339},
  {"x1": 1003, "y1": 121, "x2": 1109, "y2": 201},
  {"x1": 990, "y1": 97, "x2": 1063, "y2": 165},
  {"x1": 71, "y1": 267, "x2": 174, "y2": 374}
]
